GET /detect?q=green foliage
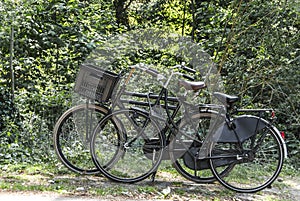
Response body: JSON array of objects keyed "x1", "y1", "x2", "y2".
[
  {"x1": 190, "y1": 0, "x2": 299, "y2": 155},
  {"x1": 0, "y1": 0, "x2": 299, "y2": 168},
  {"x1": 0, "y1": 0, "x2": 115, "y2": 163}
]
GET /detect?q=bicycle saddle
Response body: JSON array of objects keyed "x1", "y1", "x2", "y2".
[
  {"x1": 178, "y1": 80, "x2": 206, "y2": 91},
  {"x1": 213, "y1": 92, "x2": 240, "y2": 105}
]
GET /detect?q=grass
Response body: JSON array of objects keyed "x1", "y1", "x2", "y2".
[{"x1": 0, "y1": 161, "x2": 299, "y2": 200}]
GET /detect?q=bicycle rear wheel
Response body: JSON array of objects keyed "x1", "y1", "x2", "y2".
[
  {"x1": 209, "y1": 117, "x2": 284, "y2": 193},
  {"x1": 170, "y1": 111, "x2": 233, "y2": 183},
  {"x1": 91, "y1": 109, "x2": 164, "y2": 183},
  {"x1": 53, "y1": 104, "x2": 108, "y2": 174}
]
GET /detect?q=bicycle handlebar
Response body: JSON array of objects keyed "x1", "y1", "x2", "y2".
[
  {"x1": 182, "y1": 74, "x2": 194, "y2": 81},
  {"x1": 182, "y1": 65, "x2": 196, "y2": 74},
  {"x1": 145, "y1": 68, "x2": 159, "y2": 77}
]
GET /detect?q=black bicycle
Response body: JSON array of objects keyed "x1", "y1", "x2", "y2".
[
  {"x1": 88, "y1": 64, "x2": 287, "y2": 193},
  {"x1": 53, "y1": 63, "x2": 225, "y2": 183}
]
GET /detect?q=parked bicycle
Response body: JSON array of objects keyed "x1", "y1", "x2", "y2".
[
  {"x1": 89, "y1": 63, "x2": 287, "y2": 193},
  {"x1": 54, "y1": 63, "x2": 287, "y2": 193},
  {"x1": 54, "y1": 63, "x2": 218, "y2": 183},
  {"x1": 53, "y1": 65, "x2": 120, "y2": 175}
]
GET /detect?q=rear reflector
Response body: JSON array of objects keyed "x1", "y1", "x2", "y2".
[{"x1": 280, "y1": 131, "x2": 285, "y2": 139}]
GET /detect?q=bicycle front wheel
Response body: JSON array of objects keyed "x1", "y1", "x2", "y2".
[
  {"x1": 53, "y1": 104, "x2": 108, "y2": 174},
  {"x1": 91, "y1": 109, "x2": 165, "y2": 183},
  {"x1": 209, "y1": 117, "x2": 284, "y2": 193}
]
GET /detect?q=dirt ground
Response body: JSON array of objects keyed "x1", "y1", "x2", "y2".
[{"x1": 1, "y1": 170, "x2": 299, "y2": 201}]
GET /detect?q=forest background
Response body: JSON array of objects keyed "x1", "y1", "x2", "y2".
[{"x1": 0, "y1": 0, "x2": 299, "y2": 170}]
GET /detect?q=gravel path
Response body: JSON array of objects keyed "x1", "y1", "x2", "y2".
[
  {"x1": 0, "y1": 192, "x2": 102, "y2": 201},
  {"x1": 1, "y1": 161, "x2": 299, "y2": 201},
  {"x1": 1, "y1": 173, "x2": 299, "y2": 201}
]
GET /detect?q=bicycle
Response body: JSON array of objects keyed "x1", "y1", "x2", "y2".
[
  {"x1": 53, "y1": 64, "x2": 213, "y2": 181},
  {"x1": 89, "y1": 63, "x2": 287, "y2": 193},
  {"x1": 89, "y1": 63, "x2": 222, "y2": 183},
  {"x1": 53, "y1": 65, "x2": 120, "y2": 174},
  {"x1": 54, "y1": 63, "x2": 223, "y2": 183}
]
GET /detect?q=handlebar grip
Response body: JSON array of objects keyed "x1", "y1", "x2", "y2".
[
  {"x1": 182, "y1": 66, "x2": 196, "y2": 74},
  {"x1": 183, "y1": 74, "x2": 194, "y2": 81}
]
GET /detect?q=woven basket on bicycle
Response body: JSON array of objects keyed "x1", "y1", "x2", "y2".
[{"x1": 74, "y1": 64, "x2": 120, "y2": 102}]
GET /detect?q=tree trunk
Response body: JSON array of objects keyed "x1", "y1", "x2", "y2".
[
  {"x1": 114, "y1": 0, "x2": 130, "y2": 28},
  {"x1": 10, "y1": 26, "x2": 15, "y2": 102}
]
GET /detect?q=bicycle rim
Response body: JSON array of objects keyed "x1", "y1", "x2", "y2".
[
  {"x1": 91, "y1": 109, "x2": 164, "y2": 183},
  {"x1": 53, "y1": 104, "x2": 108, "y2": 174}
]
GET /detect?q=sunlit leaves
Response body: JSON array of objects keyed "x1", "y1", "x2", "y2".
[{"x1": 0, "y1": 0, "x2": 298, "y2": 166}]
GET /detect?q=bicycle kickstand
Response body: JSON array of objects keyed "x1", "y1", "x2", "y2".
[{"x1": 151, "y1": 171, "x2": 157, "y2": 182}]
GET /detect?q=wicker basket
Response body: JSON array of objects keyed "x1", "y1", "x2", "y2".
[{"x1": 74, "y1": 64, "x2": 120, "y2": 102}]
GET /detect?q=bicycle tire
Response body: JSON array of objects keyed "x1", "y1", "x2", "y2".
[
  {"x1": 91, "y1": 109, "x2": 165, "y2": 183},
  {"x1": 170, "y1": 111, "x2": 233, "y2": 183},
  {"x1": 53, "y1": 104, "x2": 108, "y2": 174},
  {"x1": 209, "y1": 116, "x2": 285, "y2": 193}
]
